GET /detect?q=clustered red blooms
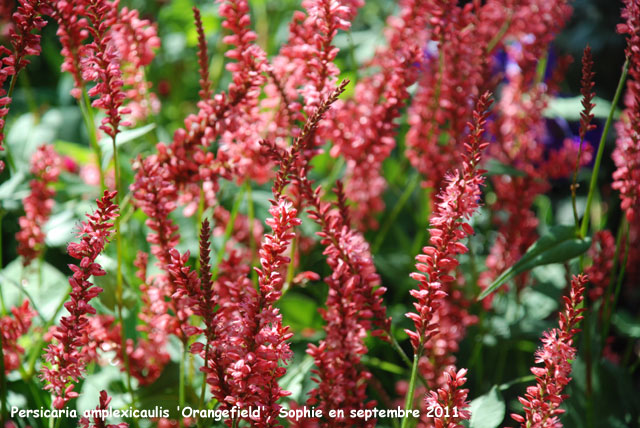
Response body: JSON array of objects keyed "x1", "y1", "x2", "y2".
[
  {"x1": 166, "y1": 221, "x2": 218, "y2": 386},
  {"x1": 327, "y1": 0, "x2": 424, "y2": 227},
  {"x1": 51, "y1": 0, "x2": 89, "y2": 98},
  {"x1": 0, "y1": 46, "x2": 13, "y2": 167},
  {"x1": 303, "y1": 180, "x2": 389, "y2": 425},
  {"x1": 16, "y1": 145, "x2": 62, "y2": 265},
  {"x1": 474, "y1": 0, "x2": 585, "y2": 302},
  {"x1": 512, "y1": 274, "x2": 587, "y2": 427},
  {"x1": 82, "y1": 0, "x2": 131, "y2": 138},
  {"x1": 585, "y1": 230, "x2": 616, "y2": 303},
  {"x1": 159, "y1": 200, "x2": 298, "y2": 427},
  {"x1": 614, "y1": 0, "x2": 640, "y2": 224},
  {"x1": 41, "y1": 191, "x2": 119, "y2": 409},
  {"x1": 423, "y1": 368, "x2": 471, "y2": 428},
  {"x1": 613, "y1": 0, "x2": 640, "y2": 286},
  {"x1": 110, "y1": 5, "x2": 161, "y2": 125},
  {"x1": 3, "y1": 0, "x2": 638, "y2": 426},
  {"x1": 579, "y1": 46, "x2": 596, "y2": 142},
  {"x1": 206, "y1": 198, "x2": 298, "y2": 427},
  {"x1": 8, "y1": 0, "x2": 50, "y2": 75},
  {"x1": 296, "y1": 0, "x2": 352, "y2": 112},
  {"x1": 0, "y1": 0, "x2": 49, "y2": 169},
  {"x1": 128, "y1": 251, "x2": 171, "y2": 384},
  {"x1": 193, "y1": 6, "x2": 212, "y2": 100},
  {"x1": 406, "y1": 1, "x2": 488, "y2": 192},
  {"x1": 79, "y1": 390, "x2": 129, "y2": 428},
  {"x1": 1, "y1": 300, "x2": 36, "y2": 374},
  {"x1": 240, "y1": 198, "x2": 298, "y2": 423},
  {"x1": 406, "y1": 92, "x2": 492, "y2": 352},
  {"x1": 131, "y1": 157, "x2": 180, "y2": 269}
]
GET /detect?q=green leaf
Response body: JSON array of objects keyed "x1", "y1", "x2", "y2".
[
  {"x1": 479, "y1": 225, "x2": 591, "y2": 300},
  {"x1": 485, "y1": 158, "x2": 526, "y2": 177},
  {"x1": 469, "y1": 386, "x2": 505, "y2": 428},
  {"x1": 279, "y1": 293, "x2": 321, "y2": 332},
  {"x1": 54, "y1": 139, "x2": 94, "y2": 165},
  {"x1": 612, "y1": 311, "x2": 640, "y2": 338},
  {"x1": 0, "y1": 259, "x2": 68, "y2": 322},
  {"x1": 99, "y1": 123, "x2": 156, "y2": 169}
]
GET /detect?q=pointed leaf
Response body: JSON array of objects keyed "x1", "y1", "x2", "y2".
[
  {"x1": 469, "y1": 386, "x2": 505, "y2": 428},
  {"x1": 479, "y1": 225, "x2": 591, "y2": 300}
]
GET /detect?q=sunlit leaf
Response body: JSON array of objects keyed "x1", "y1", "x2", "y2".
[{"x1": 479, "y1": 225, "x2": 591, "y2": 300}]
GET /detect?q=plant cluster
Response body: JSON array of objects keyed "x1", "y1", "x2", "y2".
[{"x1": 0, "y1": 0, "x2": 639, "y2": 428}]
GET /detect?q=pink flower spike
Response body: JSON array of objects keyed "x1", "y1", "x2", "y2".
[
  {"x1": 40, "y1": 190, "x2": 119, "y2": 409},
  {"x1": 512, "y1": 274, "x2": 587, "y2": 427},
  {"x1": 424, "y1": 367, "x2": 471, "y2": 428},
  {"x1": 16, "y1": 145, "x2": 62, "y2": 266},
  {"x1": 613, "y1": 0, "x2": 640, "y2": 223},
  {"x1": 406, "y1": 92, "x2": 492, "y2": 352}
]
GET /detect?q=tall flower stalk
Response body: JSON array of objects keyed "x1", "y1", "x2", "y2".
[
  {"x1": 40, "y1": 191, "x2": 119, "y2": 409},
  {"x1": 0, "y1": 0, "x2": 50, "y2": 172},
  {"x1": 81, "y1": 0, "x2": 134, "y2": 407},
  {"x1": 511, "y1": 275, "x2": 587, "y2": 427},
  {"x1": 402, "y1": 93, "x2": 492, "y2": 427}
]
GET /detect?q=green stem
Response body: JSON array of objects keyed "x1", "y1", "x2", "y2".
[
  {"x1": 601, "y1": 220, "x2": 626, "y2": 345},
  {"x1": 282, "y1": 234, "x2": 297, "y2": 296},
  {"x1": 0, "y1": 211, "x2": 6, "y2": 316},
  {"x1": 26, "y1": 288, "x2": 69, "y2": 378},
  {"x1": 80, "y1": 89, "x2": 105, "y2": 192},
  {"x1": 0, "y1": 334, "x2": 6, "y2": 427},
  {"x1": 602, "y1": 221, "x2": 630, "y2": 342},
  {"x1": 110, "y1": 133, "x2": 138, "y2": 424},
  {"x1": 388, "y1": 332, "x2": 413, "y2": 369},
  {"x1": 246, "y1": 183, "x2": 258, "y2": 286},
  {"x1": 580, "y1": 58, "x2": 629, "y2": 238},
  {"x1": 372, "y1": 173, "x2": 419, "y2": 253},
  {"x1": 1, "y1": 75, "x2": 19, "y2": 172},
  {"x1": 19, "y1": 72, "x2": 39, "y2": 121},
  {"x1": 497, "y1": 374, "x2": 536, "y2": 391},
  {"x1": 486, "y1": 12, "x2": 511, "y2": 53},
  {"x1": 197, "y1": 342, "x2": 211, "y2": 428},
  {"x1": 571, "y1": 135, "x2": 586, "y2": 230},
  {"x1": 53, "y1": 413, "x2": 62, "y2": 428},
  {"x1": 211, "y1": 187, "x2": 245, "y2": 282},
  {"x1": 179, "y1": 343, "x2": 187, "y2": 428},
  {"x1": 583, "y1": 301, "x2": 594, "y2": 428},
  {"x1": 400, "y1": 348, "x2": 421, "y2": 428}
]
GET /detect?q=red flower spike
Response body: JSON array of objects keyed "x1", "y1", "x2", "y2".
[
  {"x1": 193, "y1": 6, "x2": 212, "y2": 100},
  {"x1": 110, "y1": 5, "x2": 161, "y2": 125},
  {"x1": 79, "y1": 390, "x2": 129, "y2": 428},
  {"x1": 406, "y1": 92, "x2": 492, "y2": 352},
  {"x1": 579, "y1": 46, "x2": 596, "y2": 141},
  {"x1": 16, "y1": 145, "x2": 62, "y2": 266},
  {"x1": 81, "y1": 0, "x2": 130, "y2": 138},
  {"x1": 40, "y1": 191, "x2": 119, "y2": 409},
  {"x1": 300, "y1": 176, "x2": 390, "y2": 425},
  {"x1": 0, "y1": 0, "x2": 50, "y2": 156},
  {"x1": 424, "y1": 367, "x2": 471, "y2": 428},
  {"x1": 1, "y1": 301, "x2": 36, "y2": 374},
  {"x1": 512, "y1": 274, "x2": 588, "y2": 427},
  {"x1": 613, "y1": 0, "x2": 640, "y2": 223}
]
